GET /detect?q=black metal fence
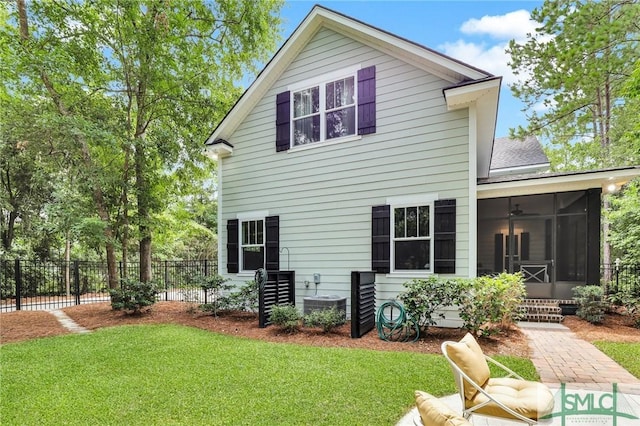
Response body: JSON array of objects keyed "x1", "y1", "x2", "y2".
[
  {"x1": 0, "y1": 259, "x2": 218, "y2": 312},
  {"x1": 602, "y1": 263, "x2": 640, "y2": 295}
]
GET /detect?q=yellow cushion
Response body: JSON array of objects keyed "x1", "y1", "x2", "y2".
[
  {"x1": 445, "y1": 333, "x2": 490, "y2": 400},
  {"x1": 415, "y1": 391, "x2": 472, "y2": 426},
  {"x1": 465, "y1": 377, "x2": 555, "y2": 421}
]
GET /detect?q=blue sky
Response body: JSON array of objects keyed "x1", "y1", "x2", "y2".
[{"x1": 272, "y1": 0, "x2": 544, "y2": 137}]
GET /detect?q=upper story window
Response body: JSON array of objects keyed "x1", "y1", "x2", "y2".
[
  {"x1": 292, "y1": 75, "x2": 356, "y2": 146},
  {"x1": 276, "y1": 65, "x2": 375, "y2": 153},
  {"x1": 393, "y1": 205, "x2": 432, "y2": 272}
]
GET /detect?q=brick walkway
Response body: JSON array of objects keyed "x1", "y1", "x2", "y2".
[{"x1": 519, "y1": 322, "x2": 640, "y2": 394}]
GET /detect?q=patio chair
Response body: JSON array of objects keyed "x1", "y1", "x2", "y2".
[
  {"x1": 413, "y1": 391, "x2": 471, "y2": 426},
  {"x1": 441, "y1": 333, "x2": 554, "y2": 425}
]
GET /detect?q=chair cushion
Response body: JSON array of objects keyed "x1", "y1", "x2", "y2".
[
  {"x1": 445, "y1": 333, "x2": 491, "y2": 400},
  {"x1": 415, "y1": 391, "x2": 472, "y2": 426},
  {"x1": 465, "y1": 377, "x2": 555, "y2": 421}
]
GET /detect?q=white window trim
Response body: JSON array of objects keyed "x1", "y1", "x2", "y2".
[
  {"x1": 288, "y1": 65, "x2": 361, "y2": 148},
  {"x1": 287, "y1": 65, "x2": 361, "y2": 92},
  {"x1": 236, "y1": 211, "x2": 268, "y2": 275},
  {"x1": 388, "y1": 195, "x2": 437, "y2": 276}
]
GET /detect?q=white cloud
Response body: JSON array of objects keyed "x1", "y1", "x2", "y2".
[
  {"x1": 439, "y1": 10, "x2": 545, "y2": 85},
  {"x1": 460, "y1": 9, "x2": 537, "y2": 42},
  {"x1": 440, "y1": 39, "x2": 525, "y2": 85}
]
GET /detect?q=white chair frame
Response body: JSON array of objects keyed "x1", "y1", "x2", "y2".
[{"x1": 442, "y1": 341, "x2": 543, "y2": 425}]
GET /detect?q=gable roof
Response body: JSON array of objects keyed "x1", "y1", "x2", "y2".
[
  {"x1": 205, "y1": 4, "x2": 495, "y2": 147},
  {"x1": 490, "y1": 136, "x2": 550, "y2": 176}
]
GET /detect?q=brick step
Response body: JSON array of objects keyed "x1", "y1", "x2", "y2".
[
  {"x1": 523, "y1": 313, "x2": 565, "y2": 323},
  {"x1": 521, "y1": 305, "x2": 563, "y2": 314},
  {"x1": 524, "y1": 298, "x2": 560, "y2": 306}
]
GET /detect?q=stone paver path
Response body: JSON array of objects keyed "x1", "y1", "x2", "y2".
[
  {"x1": 519, "y1": 322, "x2": 640, "y2": 394},
  {"x1": 49, "y1": 309, "x2": 91, "y2": 334}
]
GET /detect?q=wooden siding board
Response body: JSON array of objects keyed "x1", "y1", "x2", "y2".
[{"x1": 220, "y1": 26, "x2": 471, "y2": 299}]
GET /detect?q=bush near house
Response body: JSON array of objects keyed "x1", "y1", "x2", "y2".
[
  {"x1": 269, "y1": 304, "x2": 302, "y2": 332},
  {"x1": 303, "y1": 307, "x2": 346, "y2": 333},
  {"x1": 457, "y1": 273, "x2": 526, "y2": 337},
  {"x1": 573, "y1": 285, "x2": 607, "y2": 324},
  {"x1": 397, "y1": 277, "x2": 464, "y2": 331},
  {"x1": 399, "y1": 273, "x2": 526, "y2": 338}
]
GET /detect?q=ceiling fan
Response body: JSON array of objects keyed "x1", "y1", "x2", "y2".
[{"x1": 510, "y1": 204, "x2": 523, "y2": 216}]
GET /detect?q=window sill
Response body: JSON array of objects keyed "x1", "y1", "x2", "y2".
[
  {"x1": 237, "y1": 272, "x2": 257, "y2": 278},
  {"x1": 385, "y1": 272, "x2": 435, "y2": 279},
  {"x1": 288, "y1": 135, "x2": 362, "y2": 153}
]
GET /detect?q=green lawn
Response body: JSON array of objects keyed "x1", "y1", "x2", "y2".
[
  {"x1": 593, "y1": 341, "x2": 640, "y2": 379},
  {"x1": 0, "y1": 324, "x2": 537, "y2": 425}
]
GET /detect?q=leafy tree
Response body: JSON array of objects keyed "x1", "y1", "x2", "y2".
[
  {"x1": 3, "y1": 1, "x2": 283, "y2": 279},
  {"x1": 608, "y1": 179, "x2": 640, "y2": 264},
  {"x1": 508, "y1": 0, "x2": 640, "y2": 268}
]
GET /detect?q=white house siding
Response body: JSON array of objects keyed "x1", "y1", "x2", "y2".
[{"x1": 219, "y1": 27, "x2": 470, "y2": 321}]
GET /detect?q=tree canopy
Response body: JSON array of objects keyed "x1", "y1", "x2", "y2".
[
  {"x1": 508, "y1": 0, "x2": 640, "y2": 266},
  {"x1": 1, "y1": 0, "x2": 283, "y2": 282}
]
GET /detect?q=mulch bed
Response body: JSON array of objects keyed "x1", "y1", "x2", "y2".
[{"x1": 0, "y1": 301, "x2": 530, "y2": 357}]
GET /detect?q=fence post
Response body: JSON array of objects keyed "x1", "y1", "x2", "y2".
[
  {"x1": 164, "y1": 261, "x2": 169, "y2": 301},
  {"x1": 73, "y1": 261, "x2": 81, "y2": 305},
  {"x1": 15, "y1": 259, "x2": 22, "y2": 311}
]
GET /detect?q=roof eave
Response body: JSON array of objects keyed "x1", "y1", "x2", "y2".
[
  {"x1": 477, "y1": 166, "x2": 640, "y2": 199},
  {"x1": 443, "y1": 77, "x2": 502, "y2": 179}
]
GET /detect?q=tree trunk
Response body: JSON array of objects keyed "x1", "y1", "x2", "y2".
[
  {"x1": 1, "y1": 211, "x2": 17, "y2": 251},
  {"x1": 135, "y1": 134, "x2": 152, "y2": 283},
  {"x1": 16, "y1": 0, "x2": 118, "y2": 289},
  {"x1": 121, "y1": 146, "x2": 131, "y2": 279}
]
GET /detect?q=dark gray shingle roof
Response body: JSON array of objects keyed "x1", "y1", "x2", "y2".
[{"x1": 490, "y1": 136, "x2": 549, "y2": 171}]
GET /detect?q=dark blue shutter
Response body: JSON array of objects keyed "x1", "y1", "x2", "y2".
[
  {"x1": 434, "y1": 200, "x2": 456, "y2": 274},
  {"x1": 265, "y1": 216, "x2": 279, "y2": 271},
  {"x1": 227, "y1": 219, "x2": 239, "y2": 273},
  {"x1": 276, "y1": 91, "x2": 290, "y2": 152},
  {"x1": 357, "y1": 66, "x2": 376, "y2": 135},
  {"x1": 371, "y1": 205, "x2": 390, "y2": 273}
]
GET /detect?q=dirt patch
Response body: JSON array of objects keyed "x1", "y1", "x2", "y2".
[
  {"x1": 563, "y1": 311, "x2": 640, "y2": 343},
  {"x1": 1, "y1": 301, "x2": 529, "y2": 356}
]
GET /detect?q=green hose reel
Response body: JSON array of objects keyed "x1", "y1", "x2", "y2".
[{"x1": 375, "y1": 300, "x2": 420, "y2": 342}]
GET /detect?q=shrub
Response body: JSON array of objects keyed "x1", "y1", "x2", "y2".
[
  {"x1": 609, "y1": 289, "x2": 640, "y2": 328},
  {"x1": 573, "y1": 285, "x2": 606, "y2": 324},
  {"x1": 304, "y1": 307, "x2": 346, "y2": 333},
  {"x1": 457, "y1": 273, "x2": 526, "y2": 337},
  {"x1": 224, "y1": 280, "x2": 259, "y2": 312},
  {"x1": 197, "y1": 274, "x2": 233, "y2": 316},
  {"x1": 269, "y1": 304, "x2": 302, "y2": 333},
  {"x1": 109, "y1": 278, "x2": 158, "y2": 314},
  {"x1": 397, "y1": 277, "x2": 464, "y2": 331}
]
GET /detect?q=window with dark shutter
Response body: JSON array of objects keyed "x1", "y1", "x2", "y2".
[
  {"x1": 226, "y1": 219, "x2": 239, "y2": 273},
  {"x1": 276, "y1": 91, "x2": 291, "y2": 152},
  {"x1": 371, "y1": 205, "x2": 390, "y2": 273},
  {"x1": 357, "y1": 65, "x2": 376, "y2": 135},
  {"x1": 434, "y1": 200, "x2": 456, "y2": 274},
  {"x1": 265, "y1": 216, "x2": 280, "y2": 271}
]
